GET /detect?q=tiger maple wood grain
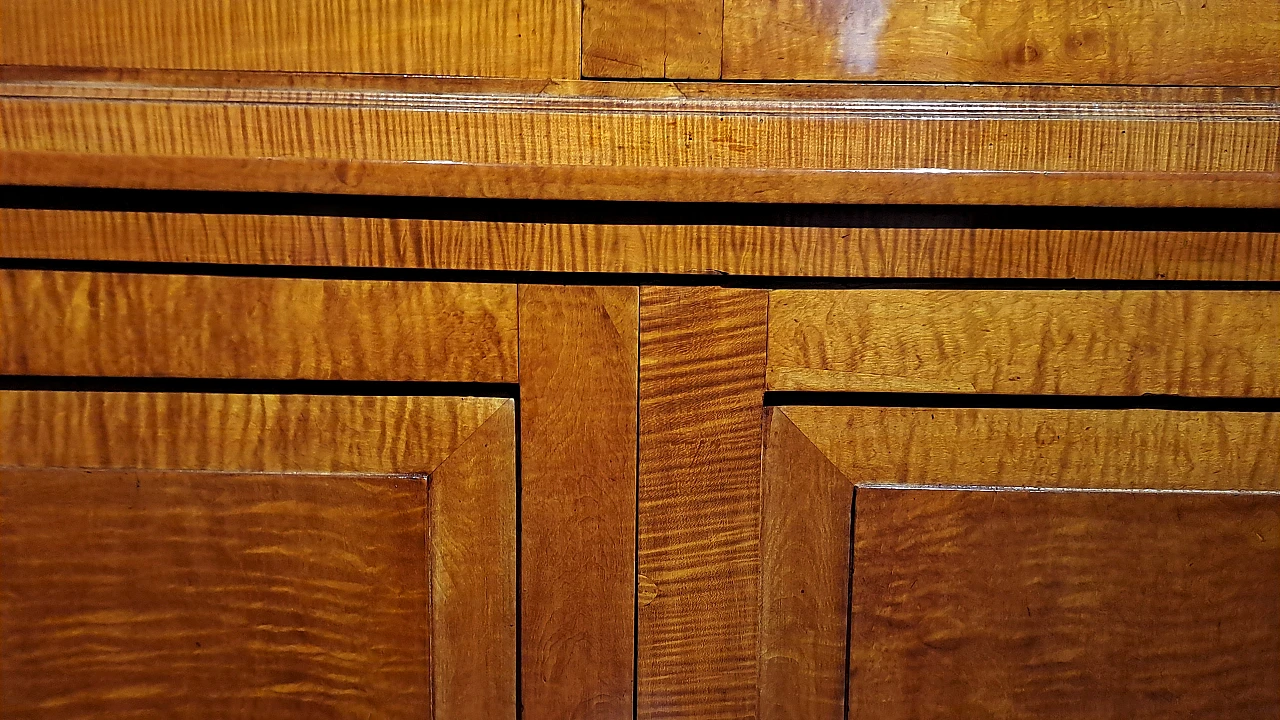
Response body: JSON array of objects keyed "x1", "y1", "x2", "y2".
[
  {"x1": 849, "y1": 488, "x2": 1280, "y2": 718},
  {"x1": 583, "y1": 0, "x2": 721, "y2": 78},
  {"x1": 758, "y1": 409, "x2": 853, "y2": 720},
  {"x1": 0, "y1": 468, "x2": 431, "y2": 718},
  {"x1": 639, "y1": 286, "x2": 768, "y2": 720},
  {"x1": 0, "y1": 391, "x2": 505, "y2": 474},
  {"x1": 783, "y1": 407, "x2": 1280, "y2": 491},
  {"x1": 0, "y1": 270, "x2": 517, "y2": 382},
  {"x1": 722, "y1": 0, "x2": 1280, "y2": 85},
  {"x1": 519, "y1": 285, "x2": 638, "y2": 720},
  {"x1": 5, "y1": 209, "x2": 1279, "y2": 281},
  {"x1": 768, "y1": 290, "x2": 1280, "y2": 397},
  {"x1": 430, "y1": 401, "x2": 518, "y2": 720},
  {"x1": 0, "y1": 0, "x2": 578, "y2": 79}
]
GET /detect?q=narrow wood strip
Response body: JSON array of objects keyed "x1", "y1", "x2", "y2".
[
  {"x1": 430, "y1": 401, "x2": 518, "y2": 719},
  {"x1": 768, "y1": 290, "x2": 1280, "y2": 397},
  {"x1": 758, "y1": 408, "x2": 853, "y2": 720},
  {"x1": 0, "y1": 270, "x2": 517, "y2": 382},
  {"x1": 0, "y1": 391, "x2": 505, "y2": 474},
  {"x1": 639, "y1": 286, "x2": 769, "y2": 720},
  {"x1": 784, "y1": 406, "x2": 1280, "y2": 491},
  {"x1": 519, "y1": 285, "x2": 638, "y2": 720},
  {"x1": 5, "y1": 209, "x2": 1278, "y2": 281},
  {"x1": 1, "y1": 468, "x2": 431, "y2": 718}
]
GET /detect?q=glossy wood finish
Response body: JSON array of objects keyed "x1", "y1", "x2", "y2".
[
  {"x1": 1, "y1": 468, "x2": 431, "y2": 718},
  {"x1": 6, "y1": 209, "x2": 1279, "y2": 281},
  {"x1": 0, "y1": 0, "x2": 578, "y2": 79},
  {"x1": 721, "y1": 0, "x2": 1280, "y2": 85},
  {"x1": 768, "y1": 290, "x2": 1280, "y2": 397},
  {"x1": 758, "y1": 409, "x2": 852, "y2": 720},
  {"x1": 582, "y1": 0, "x2": 720, "y2": 78},
  {"x1": 850, "y1": 488, "x2": 1280, "y2": 718},
  {"x1": 783, "y1": 406, "x2": 1280, "y2": 491},
  {"x1": 0, "y1": 270, "x2": 516, "y2": 382},
  {"x1": 519, "y1": 285, "x2": 638, "y2": 720},
  {"x1": 3, "y1": 75, "x2": 1278, "y2": 206},
  {"x1": 639, "y1": 286, "x2": 768, "y2": 720}
]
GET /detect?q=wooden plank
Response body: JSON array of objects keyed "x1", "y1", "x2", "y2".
[
  {"x1": 768, "y1": 290, "x2": 1280, "y2": 397},
  {"x1": 3, "y1": 76, "x2": 1278, "y2": 207},
  {"x1": 0, "y1": 270, "x2": 517, "y2": 382},
  {"x1": 758, "y1": 409, "x2": 853, "y2": 720},
  {"x1": 0, "y1": 391, "x2": 505, "y2": 474},
  {"x1": 783, "y1": 406, "x2": 1280, "y2": 491},
  {"x1": 0, "y1": 0, "x2": 578, "y2": 79},
  {"x1": 722, "y1": 0, "x2": 1280, "y2": 85},
  {"x1": 519, "y1": 285, "x2": 638, "y2": 720},
  {"x1": 638, "y1": 286, "x2": 768, "y2": 720},
  {"x1": 848, "y1": 488, "x2": 1280, "y2": 718},
  {"x1": 5, "y1": 209, "x2": 1279, "y2": 281},
  {"x1": 0, "y1": 468, "x2": 431, "y2": 718},
  {"x1": 429, "y1": 400, "x2": 518, "y2": 719},
  {"x1": 583, "y1": 0, "x2": 721, "y2": 78}
]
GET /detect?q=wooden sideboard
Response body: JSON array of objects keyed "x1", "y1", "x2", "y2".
[{"x1": 1, "y1": 1, "x2": 1278, "y2": 718}]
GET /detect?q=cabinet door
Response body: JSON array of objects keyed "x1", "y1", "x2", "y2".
[{"x1": 0, "y1": 390, "x2": 516, "y2": 718}]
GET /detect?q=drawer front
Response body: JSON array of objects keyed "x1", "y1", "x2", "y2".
[
  {"x1": 0, "y1": 391, "x2": 517, "y2": 718},
  {"x1": 0, "y1": 0, "x2": 577, "y2": 78},
  {"x1": 584, "y1": 0, "x2": 1280, "y2": 83}
]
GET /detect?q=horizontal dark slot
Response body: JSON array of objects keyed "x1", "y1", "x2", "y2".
[
  {"x1": 3, "y1": 258, "x2": 1277, "y2": 292},
  {"x1": 0, "y1": 375, "x2": 517, "y2": 398},
  {"x1": 3, "y1": 185, "x2": 1279, "y2": 232},
  {"x1": 765, "y1": 391, "x2": 1280, "y2": 413}
]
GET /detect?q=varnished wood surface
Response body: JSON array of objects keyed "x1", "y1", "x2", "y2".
[
  {"x1": 519, "y1": 285, "x2": 638, "y2": 720},
  {"x1": 721, "y1": 0, "x2": 1280, "y2": 85},
  {"x1": 758, "y1": 409, "x2": 852, "y2": 720},
  {"x1": 429, "y1": 401, "x2": 518, "y2": 719},
  {"x1": 1, "y1": 468, "x2": 431, "y2": 718},
  {"x1": 5, "y1": 209, "x2": 1279, "y2": 281},
  {"x1": 0, "y1": 0, "x2": 578, "y2": 79},
  {"x1": 849, "y1": 488, "x2": 1280, "y2": 718},
  {"x1": 0, "y1": 270, "x2": 517, "y2": 382},
  {"x1": 3, "y1": 75, "x2": 1278, "y2": 206},
  {"x1": 768, "y1": 290, "x2": 1280, "y2": 397},
  {"x1": 783, "y1": 406, "x2": 1280, "y2": 491},
  {"x1": 639, "y1": 286, "x2": 768, "y2": 720},
  {"x1": 583, "y1": 0, "x2": 720, "y2": 78},
  {"x1": 0, "y1": 391, "x2": 506, "y2": 474}
]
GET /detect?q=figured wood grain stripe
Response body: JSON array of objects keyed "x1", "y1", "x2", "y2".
[
  {"x1": 768, "y1": 290, "x2": 1280, "y2": 397},
  {"x1": 758, "y1": 409, "x2": 853, "y2": 720},
  {"x1": 0, "y1": 0, "x2": 578, "y2": 79},
  {"x1": 4, "y1": 209, "x2": 1278, "y2": 281},
  {"x1": 850, "y1": 488, "x2": 1280, "y2": 718},
  {"x1": 519, "y1": 285, "x2": 638, "y2": 720},
  {"x1": 639, "y1": 286, "x2": 768, "y2": 720},
  {"x1": 0, "y1": 468, "x2": 431, "y2": 718},
  {"x1": 0, "y1": 270, "x2": 517, "y2": 382},
  {"x1": 583, "y1": 0, "x2": 721, "y2": 78},
  {"x1": 783, "y1": 406, "x2": 1280, "y2": 490}
]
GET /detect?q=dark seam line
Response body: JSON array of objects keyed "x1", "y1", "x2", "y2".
[
  {"x1": 0, "y1": 375, "x2": 519, "y2": 398},
  {"x1": 764, "y1": 391, "x2": 1280, "y2": 413}
]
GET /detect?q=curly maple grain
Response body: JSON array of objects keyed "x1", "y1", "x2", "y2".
[
  {"x1": 0, "y1": 270, "x2": 517, "y2": 382},
  {"x1": 768, "y1": 290, "x2": 1280, "y2": 397},
  {"x1": 4, "y1": 209, "x2": 1278, "y2": 281}
]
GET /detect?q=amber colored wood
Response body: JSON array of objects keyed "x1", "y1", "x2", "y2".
[
  {"x1": 0, "y1": 468, "x2": 431, "y2": 718},
  {"x1": 783, "y1": 406, "x2": 1280, "y2": 491},
  {"x1": 768, "y1": 290, "x2": 1280, "y2": 397},
  {"x1": 639, "y1": 286, "x2": 768, "y2": 720},
  {"x1": 758, "y1": 409, "x2": 853, "y2": 720},
  {"x1": 6, "y1": 209, "x2": 1279, "y2": 281},
  {"x1": 518, "y1": 285, "x2": 638, "y2": 720},
  {"x1": 722, "y1": 0, "x2": 1280, "y2": 85},
  {"x1": 429, "y1": 401, "x2": 518, "y2": 720},
  {"x1": 0, "y1": 0, "x2": 578, "y2": 79},
  {"x1": 582, "y1": 0, "x2": 721, "y2": 78},
  {"x1": 0, "y1": 270, "x2": 516, "y2": 382},
  {"x1": 849, "y1": 488, "x2": 1280, "y2": 718},
  {"x1": 3, "y1": 76, "x2": 1278, "y2": 206}
]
